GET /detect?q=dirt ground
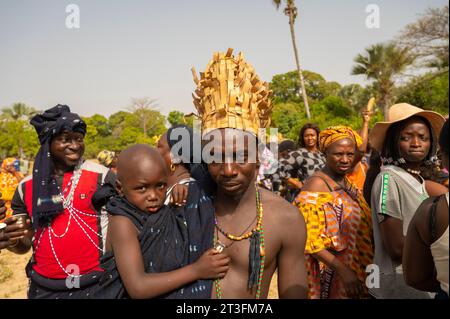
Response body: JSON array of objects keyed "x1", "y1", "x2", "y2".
[
  {"x1": 0, "y1": 250, "x2": 278, "y2": 299},
  {"x1": 0, "y1": 250, "x2": 30, "y2": 298}
]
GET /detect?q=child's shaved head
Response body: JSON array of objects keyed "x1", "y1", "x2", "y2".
[{"x1": 116, "y1": 144, "x2": 168, "y2": 213}]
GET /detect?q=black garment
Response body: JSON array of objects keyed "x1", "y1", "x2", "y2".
[
  {"x1": 27, "y1": 267, "x2": 103, "y2": 299},
  {"x1": 92, "y1": 181, "x2": 214, "y2": 299},
  {"x1": 167, "y1": 124, "x2": 197, "y2": 171},
  {"x1": 190, "y1": 162, "x2": 216, "y2": 198},
  {"x1": 29, "y1": 105, "x2": 86, "y2": 229}
]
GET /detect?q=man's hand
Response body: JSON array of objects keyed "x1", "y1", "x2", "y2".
[
  {"x1": 0, "y1": 232, "x2": 10, "y2": 251},
  {"x1": 0, "y1": 198, "x2": 6, "y2": 221},
  {"x1": 4, "y1": 215, "x2": 31, "y2": 242}
]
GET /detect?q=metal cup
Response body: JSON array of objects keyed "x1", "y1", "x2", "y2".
[{"x1": 14, "y1": 213, "x2": 29, "y2": 226}]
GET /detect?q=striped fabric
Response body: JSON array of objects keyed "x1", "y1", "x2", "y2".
[{"x1": 295, "y1": 180, "x2": 374, "y2": 299}]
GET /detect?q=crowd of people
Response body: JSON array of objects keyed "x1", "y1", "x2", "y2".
[{"x1": 0, "y1": 48, "x2": 448, "y2": 299}]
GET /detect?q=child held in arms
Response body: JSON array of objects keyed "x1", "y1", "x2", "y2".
[{"x1": 93, "y1": 144, "x2": 229, "y2": 299}]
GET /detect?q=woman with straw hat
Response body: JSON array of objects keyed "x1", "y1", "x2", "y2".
[
  {"x1": 403, "y1": 118, "x2": 449, "y2": 299},
  {"x1": 364, "y1": 103, "x2": 445, "y2": 299}
]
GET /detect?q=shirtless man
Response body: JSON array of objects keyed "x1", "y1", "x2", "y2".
[
  {"x1": 191, "y1": 48, "x2": 308, "y2": 299},
  {"x1": 206, "y1": 129, "x2": 308, "y2": 299}
]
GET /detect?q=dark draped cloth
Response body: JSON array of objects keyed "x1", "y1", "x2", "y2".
[
  {"x1": 167, "y1": 124, "x2": 195, "y2": 171},
  {"x1": 29, "y1": 104, "x2": 86, "y2": 229},
  {"x1": 92, "y1": 181, "x2": 214, "y2": 299}
]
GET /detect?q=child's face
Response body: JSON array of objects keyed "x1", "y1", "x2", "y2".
[{"x1": 118, "y1": 160, "x2": 168, "y2": 213}]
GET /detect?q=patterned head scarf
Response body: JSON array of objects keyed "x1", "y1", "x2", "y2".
[
  {"x1": 1, "y1": 158, "x2": 16, "y2": 173},
  {"x1": 29, "y1": 104, "x2": 86, "y2": 229},
  {"x1": 319, "y1": 126, "x2": 362, "y2": 153},
  {"x1": 97, "y1": 150, "x2": 116, "y2": 167},
  {"x1": 0, "y1": 158, "x2": 19, "y2": 201}
]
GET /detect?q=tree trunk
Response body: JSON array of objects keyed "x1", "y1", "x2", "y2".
[
  {"x1": 383, "y1": 94, "x2": 391, "y2": 121},
  {"x1": 143, "y1": 113, "x2": 147, "y2": 136},
  {"x1": 288, "y1": 6, "x2": 311, "y2": 119}
]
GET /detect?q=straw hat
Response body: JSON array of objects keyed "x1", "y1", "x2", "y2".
[{"x1": 369, "y1": 103, "x2": 445, "y2": 152}]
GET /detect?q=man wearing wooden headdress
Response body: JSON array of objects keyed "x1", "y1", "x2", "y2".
[{"x1": 192, "y1": 48, "x2": 308, "y2": 299}]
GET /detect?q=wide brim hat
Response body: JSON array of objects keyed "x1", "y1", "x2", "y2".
[{"x1": 369, "y1": 103, "x2": 445, "y2": 152}]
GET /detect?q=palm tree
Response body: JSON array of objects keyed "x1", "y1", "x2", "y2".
[
  {"x1": 352, "y1": 43, "x2": 415, "y2": 120},
  {"x1": 1, "y1": 102, "x2": 37, "y2": 121},
  {"x1": 273, "y1": 0, "x2": 311, "y2": 119}
]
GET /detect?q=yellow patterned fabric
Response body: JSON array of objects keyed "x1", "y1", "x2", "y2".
[
  {"x1": 0, "y1": 158, "x2": 23, "y2": 219},
  {"x1": 97, "y1": 150, "x2": 115, "y2": 167},
  {"x1": 319, "y1": 126, "x2": 362, "y2": 153},
  {"x1": 191, "y1": 48, "x2": 273, "y2": 136},
  {"x1": 295, "y1": 179, "x2": 374, "y2": 299}
]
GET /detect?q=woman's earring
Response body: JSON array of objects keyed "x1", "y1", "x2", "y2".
[{"x1": 170, "y1": 163, "x2": 176, "y2": 172}]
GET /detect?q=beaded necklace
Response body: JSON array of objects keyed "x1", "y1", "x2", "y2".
[
  {"x1": 34, "y1": 161, "x2": 105, "y2": 278},
  {"x1": 213, "y1": 183, "x2": 265, "y2": 299},
  {"x1": 406, "y1": 168, "x2": 421, "y2": 176}
]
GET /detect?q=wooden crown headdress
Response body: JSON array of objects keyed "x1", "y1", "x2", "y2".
[{"x1": 191, "y1": 48, "x2": 273, "y2": 135}]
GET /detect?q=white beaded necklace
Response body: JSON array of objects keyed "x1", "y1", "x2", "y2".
[{"x1": 36, "y1": 161, "x2": 105, "y2": 278}]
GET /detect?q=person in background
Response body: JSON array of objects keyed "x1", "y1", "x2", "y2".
[
  {"x1": 277, "y1": 123, "x2": 325, "y2": 202},
  {"x1": 271, "y1": 140, "x2": 295, "y2": 195},
  {"x1": 295, "y1": 126, "x2": 374, "y2": 299},
  {"x1": 364, "y1": 103, "x2": 445, "y2": 299},
  {"x1": 403, "y1": 118, "x2": 449, "y2": 299},
  {"x1": 0, "y1": 157, "x2": 24, "y2": 220},
  {"x1": 278, "y1": 140, "x2": 295, "y2": 160},
  {"x1": 97, "y1": 150, "x2": 118, "y2": 174},
  {"x1": 346, "y1": 110, "x2": 372, "y2": 191}
]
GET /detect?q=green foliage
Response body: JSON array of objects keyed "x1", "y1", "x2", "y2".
[
  {"x1": 396, "y1": 72, "x2": 449, "y2": 115},
  {"x1": 0, "y1": 103, "x2": 40, "y2": 158},
  {"x1": 82, "y1": 110, "x2": 167, "y2": 159},
  {"x1": 338, "y1": 84, "x2": 376, "y2": 112},
  {"x1": 270, "y1": 94, "x2": 384, "y2": 141},
  {"x1": 270, "y1": 70, "x2": 343, "y2": 105},
  {"x1": 167, "y1": 111, "x2": 185, "y2": 127},
  {"x1": 0, "y1": 102, "x2": 171, "y2": 160},
  {"x1": 271, "y1": 102, "x2": 303, "y2": 137},
  {"x1": 351, "y1": 42, "x2": 415, "y2": 118},
  {"x1": 0, "y1": 120, "x2": 40, "y2": 158}
]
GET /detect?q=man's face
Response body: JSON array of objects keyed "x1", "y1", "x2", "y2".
[
  {"x1": 205, "y1": 129, "x2": 258, "y2": 198},
  {"x1": 50, "y1": 131, "x2": 85, "y2": 168},
  {"x1": 399, "y1": 118, "x2": 431, "y2": 164}
]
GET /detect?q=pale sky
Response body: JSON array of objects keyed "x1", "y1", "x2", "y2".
[{"x1": 0, "y1": 0, "x2": 447, "y2": 118}]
